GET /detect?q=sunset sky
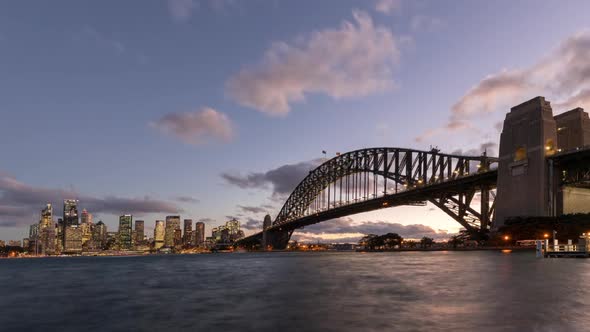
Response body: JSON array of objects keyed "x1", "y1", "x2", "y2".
[{"x1": 2, "y1": 0, "x2": 590, "y2": 242}]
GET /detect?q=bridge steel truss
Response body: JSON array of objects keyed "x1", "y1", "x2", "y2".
[{"x1": 268, "y1": 148, "x2": 498, "y2": 241}]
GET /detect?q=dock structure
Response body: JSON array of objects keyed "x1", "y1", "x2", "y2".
[{"x1": 538, "y1": 235, "x2": 590, "y2": 258}]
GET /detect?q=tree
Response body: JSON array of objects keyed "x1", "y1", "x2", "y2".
[
  {"x1": 420, "y1": 237, "x2": 434, "y2": 248},
  {"x1": 381, "y1": 233, "x2": 403, "y2": 249}
]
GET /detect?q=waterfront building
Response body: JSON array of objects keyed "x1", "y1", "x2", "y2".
[
  {"x1": 154, "y1": 220, "x2": 165, "y2": 249},
  {"x1": 105, "y1": 232, "x2": 118, "y2": 250},
  {"x1": 64, "y1": 225, "x2": 82, "y2": 254},
  {"x1": 183, "y1": 219, "x2": 193, "y2": 247},
  {"x1": 174, "y1": 229, "x2": 182, "y2": 247},
  {"x1": 0, "y1": 240, "x2": 5, "y2": 247},
  {"x1": 40, "y1": 226, "x2": 56, "y2": 255},
  {"x1": 211, "y1": 219, "x2": 244, "y2": 244},
  {"x1": 92, "y1": 221, "x2": 107, "y2": 248},
  {"x1": 135, "y1": 220, "x2": 145, "y2": 245},
  {"x1": 118, "y1": 215, "x2": 133, "y2": 250},
  {"x1": 194, "y1": 222, "x2": 205, "y2": 247},
  {"x1": 8, "y1": 240, "x2": 21, "y2": 247},
  {"x1": 28, "y1": 224, "x2": 39, "y2": 254},
  {"x1": 164, "y1": 215, "x2": 181, "y2": 248}
]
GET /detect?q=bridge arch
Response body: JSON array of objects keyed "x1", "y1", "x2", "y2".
[
  {"x1": 237, "y1": 147, "x2": 499, "y2": 250},
  {"x1": 274, "y1": 147, "x2": 497, "y2": 234}
]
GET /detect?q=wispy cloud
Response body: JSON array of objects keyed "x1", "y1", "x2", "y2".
[
  {"x1": 167, "y1": 0, "x2": 199, "y2": 22},
  {"x1": 410, "y1": 15, "x2": 445, "y2": 32},
  {"x1": 75, "y1": 26, "x2": 149, "y2": 65},
  {"x1": 167, "y1": 0, "x2": 237, "y2": 22},
  {"x1": 375, "y1": 0, "x2": 401, "y2": 15},
  {"x1": 417, "y1": 30, "x2": 590, "y2": 142},
  {"x1": 227, "y1": 10, "x2": 400, "y2": 115},
  {"x1": 0, "y1": 172, "x2": 180, "y2": 227},
  {"x1": 151, "y1": 107, "x2": 234, "y2": 145},
  {"x1": 174, "y1": 196, "x2": 200, "y2": 203}
]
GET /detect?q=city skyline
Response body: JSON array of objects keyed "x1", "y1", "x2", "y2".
[{"x1": 2, "y1": 0, "x2": 590, "y2": 243}]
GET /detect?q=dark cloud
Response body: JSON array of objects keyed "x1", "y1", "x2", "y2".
[
  {"x1": 295, "y1": 217, "x2": 451, "y2": 241},
  {"x1": 221, "y1": 158, "x2": 322, "y2": 196},
  {"x1": 0, "y1": 172, "x2": 180, "y2": 228},
  {"x1": 241, "y1": 218, "x2": 262, "y2": 230},
  {"x1": 175, "y1": 196, "x2": 200, "y2": 203},
  {"x1": 237, "y1": 205, "x2": 268, "y2": 214},
  {"x1": 198, "y1": 218, "x2": 215, "y2": 224},
  {"x1": 451, "y1": 141, "x2": 498, "y2": 157}
]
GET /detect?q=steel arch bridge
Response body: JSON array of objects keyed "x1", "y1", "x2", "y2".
[{"x1": 236, "y1": 147, "x2": 499, "y2": 250}]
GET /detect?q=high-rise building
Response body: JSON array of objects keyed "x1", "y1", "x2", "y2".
[
  {"x1": 154, "y1": 220, "x2": 165, "y2": 249},
  {"x1": 80, "y1": 208, "x2": 93, "y2": 225},
  {"x1": 63, "y1": 199, "x2": 79, "y2": 226},
  {"x1": 135, "y1": 220, "x2": 145, "y2": 245},
  {"x1": 194, "y1": 222, "x2": 205, "y2": 247},
  {"x1": 118, "y1": 215, "x2": 133, "y2": 250},
  {"x1": 40, "y1": 226, "x2": 56, "y2": 255},
  {"x1": 164, "y1": 215, "x2": 181, "y2": 248},
  {"x1": 62, "y1": 199, "x2": 79, "y2": 247},
  {"x1": 64, "y1": 225, "x2": 82, "y2": 254},
  {"x1": 79, "y1": 209, "x2": 93, "y2": 247},
  {"x1": 40, "y1": 203, "x2": 53, "y2": 230},
  {"x1": 183, "y1": 219, "x2": 193, "y2": 247},
  {"x1": 92, "y1": 221, "x2": 107, "y2": 248}
]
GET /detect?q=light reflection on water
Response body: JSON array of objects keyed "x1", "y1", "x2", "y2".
[{"x1": 1, "y1": 251, "x2": 590, "y2": 331}]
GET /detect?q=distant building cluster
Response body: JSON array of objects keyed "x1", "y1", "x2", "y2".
[{"x1": 5, "y1": 200, "x2": 245, "y2": 256}]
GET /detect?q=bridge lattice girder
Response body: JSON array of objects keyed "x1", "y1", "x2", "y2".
[{"x1": 273, "y1": 147, "x2": 498, "y2": 236}]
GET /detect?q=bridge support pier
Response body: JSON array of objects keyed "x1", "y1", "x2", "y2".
[{"x1": 263, "y1": 228, "x2": 292, "y2": 250}]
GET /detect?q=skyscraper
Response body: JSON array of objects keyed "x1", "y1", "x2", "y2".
[
  {"x1": 64, "y1": 225, "x2": 82, "y2": 254},
  {"x1": 80, "y1": 209, "x2": 93, "y2": 225},
  {"x1": 135, "y1": 220, "x2": 145, "y2": 245},
  {"x1": 194, "y1": 221, "x2": 205, "y2": 247},
  {"x1": 183, "y1": 219, "x2": 193, "y2": 247},
  {"x1": 92, "y1": 221, "x2": 107, "y2": 249},
  {"x1": 62, "y1": 199, "x2": 79, "y2": 247},
  {"x1": 164, "y1": 215, "x2": 180, "y2": 248},
  {"x1": 39, "y1": 203, "x2": 52, "y2": 230},
  {"x1": 154, "y1": 220, "x2": 165, "y2": 249},
  {"x1": 63, "y1": 199, "x2": 79, "y2": 226},
  {"x1": 118, "y1": 215, "x2": 133, "y2": 250}
]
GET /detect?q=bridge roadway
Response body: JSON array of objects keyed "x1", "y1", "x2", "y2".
[{"x1": 239, "y1": 169, "x2": 497, "y2": 247}]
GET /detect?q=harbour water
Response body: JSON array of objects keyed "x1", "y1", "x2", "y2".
[{"x1": 1, "y1": 251, "x2": 589, "y2": 331}]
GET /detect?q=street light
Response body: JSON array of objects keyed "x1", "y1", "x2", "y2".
[
  {"x1": 544, "y1": 233, "x2": 549, "y2": 238},
  {"x1": 504, "y1": 235, "x2": 509, "y2": 241}
]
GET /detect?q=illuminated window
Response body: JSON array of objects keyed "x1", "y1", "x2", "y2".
[
  {"x1": 514, "y1": 147, "x2": 527, "y2": 161},
  {"x1": 545, "y1": 139, "x2": 555, "y2": 155}
]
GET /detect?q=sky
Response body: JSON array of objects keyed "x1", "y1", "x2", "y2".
[{"x1": 2, "y1": 0, "x2": 590, "y2": 242}]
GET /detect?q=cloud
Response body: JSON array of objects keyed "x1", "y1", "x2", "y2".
[
  {"x1": 292, "y1": 217, "x2": 452, "y2": 242},
  {"x1": 241, "y1": 218, "x2": 261, "y2": 230},
  {"x1": 237, "y1": 205, "x2": 268, "y2": 214},
  {"x1": 451, "y1": 141, "x2": 498, "y2": 157},
  {"x1": 174, "y1": 196, "x2": 200, "y2": 203},
  {"x1": 198, "y1": 218, "x2": 215, "y2": 224},
  {"x1": 167, "y1": 0, "x2": 236, "y2": 21},
  {"x1": 227, "y1": 10, "x2": 400, "y2": 115},
  {"x1": 0, "y1": 173, "x2": 180, "y2": 228},
  {"x1": 167, "y1": 0, "x2": 198, "y2": 22},
  {"x1": 222, "y1": 158, "x2": 323, "y2": 197},
  {"x1": 410, "y1": 15, "x2": 445, "y2": 32},
  {"x1": 417, "y1": 30, "x2": 590, "y2": 142},
  {"x1": 151, "y1": 107, "x2": 234, "y2": 145},
  {"x1": 375, "y1": 0, "x2": 400, "y2": 15}
]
